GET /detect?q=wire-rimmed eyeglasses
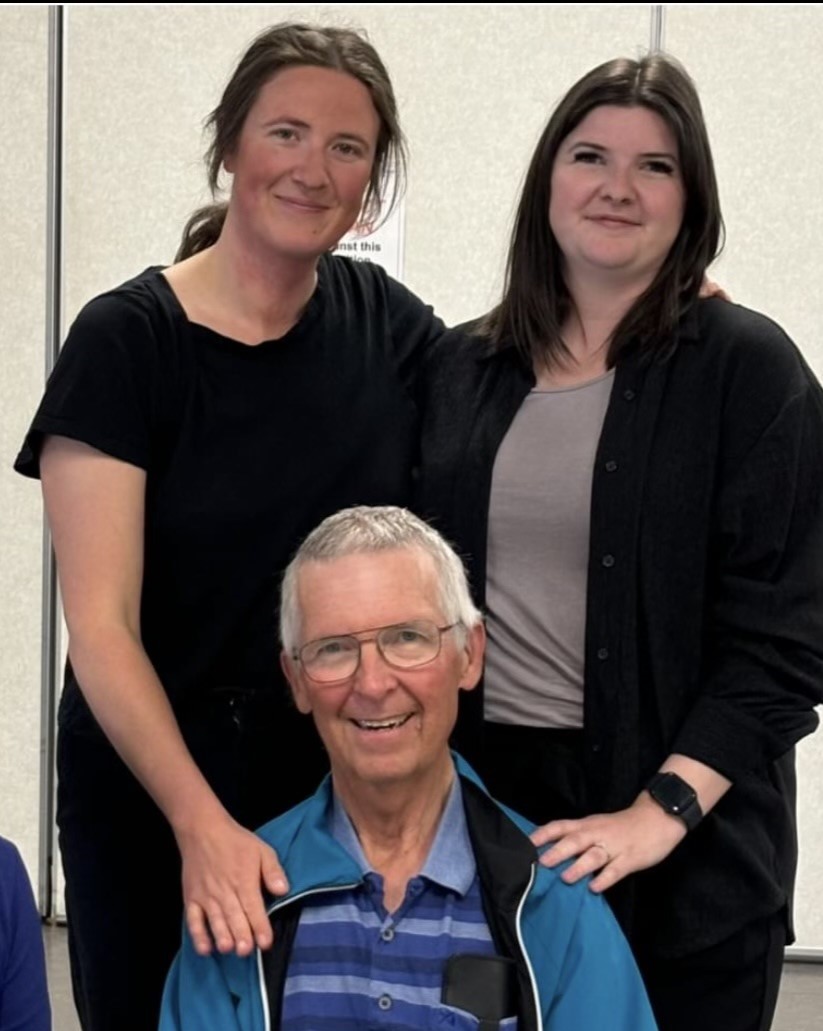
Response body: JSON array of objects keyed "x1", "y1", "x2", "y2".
[{"x1": 293, "y1": 619, "x2": 459, "y2": 684}]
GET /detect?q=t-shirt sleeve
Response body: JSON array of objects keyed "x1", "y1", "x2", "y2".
[
  {"x1": 383, "y1": 270, "x2": 447, "y2": 395},
  {"x1": 14, "y1": 286, "x2": 167, "y2": 479}
]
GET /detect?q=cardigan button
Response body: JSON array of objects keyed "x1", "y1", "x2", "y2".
[
  {"x1": 597, "y1": 647, "x2": 609, "y2": 661},
  {"x1": 605, "y1": 460, "x2": 618, "y2": 473},
  {"x1": 623, "y1": 388, "x2": 636, "y2": 401},
  {"x1": 601, "y1": 554, "x2": 615, "y2": 568}
]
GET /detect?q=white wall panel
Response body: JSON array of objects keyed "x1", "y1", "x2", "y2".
[
  {"x1": 665, "y1": 3, "x2": 823, "y2": 951},
  {"x1": 0, "y1": 5, "x2": 49, "y2": 889},
  {"x1": 665, "y1": 4, "x2": 823, "y2": 374}
]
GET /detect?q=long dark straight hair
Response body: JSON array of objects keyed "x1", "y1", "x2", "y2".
[
  {"x1": 482, "y1": 54, "x2": 724, "y2": 369},
  {"x1": 176, "y1": 23, "x2": 406, "y2": 262}
]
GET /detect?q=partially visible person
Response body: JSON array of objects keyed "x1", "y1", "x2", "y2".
[
  {"x1": 0, "y1": 837, "x2": 51, "y2": 1031},
  {"x1": 14, "y1": 24, "x2": 443, "y2": 1030},
  {"x1": 160, "y1": 505, "x2": 658, "y2": 1031},
  {"x1": 417, "y1": 54, "x2": 823, "y2": 1031}
]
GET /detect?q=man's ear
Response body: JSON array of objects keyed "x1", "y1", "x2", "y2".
[
  {"x1": 458, "y1": 621, "x2": 486, "y2": 694},
  {"x1": 281, "y1": 650, "x2": 312, "y2": 714}
]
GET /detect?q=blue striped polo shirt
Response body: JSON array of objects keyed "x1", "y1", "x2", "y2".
[{"x1": 280, "y1": 774, "x2": 517, "y2": 1030}]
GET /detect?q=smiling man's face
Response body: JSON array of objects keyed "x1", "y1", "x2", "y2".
[{"x1": 282, "y1": 547, "x2": 484, "y2": 796}]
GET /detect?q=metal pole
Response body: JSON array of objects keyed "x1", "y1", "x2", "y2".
[
  {"x1": 650, "y1": 4, "x2": 666, "y2": 52},
  {"x1": 39, "y1": 3, "x2": 65, "y2": 919},
  {"x1": 785, "y1": 947, "x2": 823, "y2": 964}
]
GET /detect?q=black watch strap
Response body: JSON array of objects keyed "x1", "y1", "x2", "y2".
[{"x1": 646, "y1": 772, "x2": 703, "y2": 831}]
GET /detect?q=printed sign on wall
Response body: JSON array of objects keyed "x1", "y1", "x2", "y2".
[{"x1": 333, "y1": 174, "x2": 405, "y2": 281}]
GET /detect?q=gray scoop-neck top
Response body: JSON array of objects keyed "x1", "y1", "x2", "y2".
[{"x1": 484, "y1": 369, "x2": 615, "y2": 728}]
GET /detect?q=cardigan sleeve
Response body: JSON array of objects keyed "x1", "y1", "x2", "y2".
[{"x1": 672, "y1": 337, "x2": 823, "y2": 778}]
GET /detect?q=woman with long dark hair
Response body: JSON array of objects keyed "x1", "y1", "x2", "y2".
[{"x1": 418, "y1": 54, "x2": 823, "y2": 1031}]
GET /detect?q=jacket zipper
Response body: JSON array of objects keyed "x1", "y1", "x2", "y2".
[
  {"x1": 255, "y1": 881, "x2": 361, "y2": 1031},
  {"x1": 514, "y1": 863, "x2": 543, "y2": 1031}
]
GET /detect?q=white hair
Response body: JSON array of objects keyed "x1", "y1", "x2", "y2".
[{"x1": 280, "y1": 505, "x2": 482, "y2": 654}]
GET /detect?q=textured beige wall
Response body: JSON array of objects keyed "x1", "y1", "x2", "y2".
[
  {"x1": 0, "y1": 6, "x2": 49, "y2": 887},
  {"x1": 666, "y1": 4, "x2": 823, "y2": 376},
  {"x1": 666, "y1": 3, "x2": 823, "y2": 952}
]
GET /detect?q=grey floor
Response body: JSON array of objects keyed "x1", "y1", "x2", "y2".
[{"x1": 45, "y1": 924, "x2": 823, "y2": 1030}]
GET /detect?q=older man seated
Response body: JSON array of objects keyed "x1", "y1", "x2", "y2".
[{"x1": 160, "y1": 505, "x2": 657, "y2": 1031}]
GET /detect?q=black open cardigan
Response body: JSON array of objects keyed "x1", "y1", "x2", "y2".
[{"x1": 416, "y1": 297, "x2": 823, "y2": 957}]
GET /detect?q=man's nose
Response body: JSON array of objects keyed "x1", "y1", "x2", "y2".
[{"x1": 352, "y1": 639, "x2": 397, "y2": 697}]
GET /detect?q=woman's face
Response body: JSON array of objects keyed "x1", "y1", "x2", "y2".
[
  {"x1": 225, "y1": 64, "x2": 381, "y2": 263},
  {"x1": 549, "y1": 104, "x2": 686, "y2": 291}
]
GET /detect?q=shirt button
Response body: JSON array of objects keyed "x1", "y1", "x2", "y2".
[
  {"x1": 597, "y1": 647, "x2": 609, "y2": 661},
  {"x1": 381, "y1": 926, "x2": 395, "y2": 942},
  {"x1": 601, "y1": 554, "x2": 615, "y2": 568},
  {"x1": 623, "y1": 388, "x2": 636, "y2": 401},
  {"x1": 605, "y1": 460, "x2": 618, "y2": 473},
  {"x1": 378, "y1": 994, "x2": 393, "y2": 1011}
]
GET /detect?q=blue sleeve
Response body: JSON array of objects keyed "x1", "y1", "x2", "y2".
[
  {"x1": 522, "y1": 872, "x2": 657, "y2": 1031},
  {"x1": 0, "y1": 839, "x2": 51, "y2": 1031},
  {"x1": 159, "y1": 930, "x2": 253, "y2": 1031}
]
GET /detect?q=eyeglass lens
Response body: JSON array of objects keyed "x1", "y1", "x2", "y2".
[{"x1": 300, "y1": 620, "x2": 444, "y2": 681}]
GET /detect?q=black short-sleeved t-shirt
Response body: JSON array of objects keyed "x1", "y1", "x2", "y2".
[{"x1": 16, "y1": 254, "x2": 443, "y2": 739}]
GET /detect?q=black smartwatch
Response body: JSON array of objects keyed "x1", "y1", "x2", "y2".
[{"x1": 646, "y1": 772, "x2": 703, "y2": 831}]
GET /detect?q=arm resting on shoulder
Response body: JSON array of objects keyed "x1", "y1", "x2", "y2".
[
  {"x1": 41, "y1": 436, "x2": 287, "y2": 956},
  {"x1": 533, "y1": 754, "x2": 731, "y2": 891}
]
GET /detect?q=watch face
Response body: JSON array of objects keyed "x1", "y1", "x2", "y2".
[
  {"x1": 648, "y1": 773, "x2": 702, "y2": 830},
  {"x1": 650, "y1": 773, "x2": 696, "y2": 813}
]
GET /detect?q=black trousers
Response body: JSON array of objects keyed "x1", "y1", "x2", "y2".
[
  {"x1": 635, "y1": 911, "x2": 785, "y2": 1031},
  {"x1": 57, "y1": 688, "x2": 328, "y2": 1031},
  {"x1": 480, "y1": 721, "x2": 786, "y2": 1031}
]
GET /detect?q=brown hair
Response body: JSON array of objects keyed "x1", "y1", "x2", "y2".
[
  {"x1": 482, "y1": 53, "x2": 724, "y2": 368},
  {"x1": 176, "y1": 23, "x2": 406, "y2": 261}
]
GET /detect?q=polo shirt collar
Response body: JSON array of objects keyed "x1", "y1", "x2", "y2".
[{"x1": 329, "y1": 769, "x2": 476, "y2": 897}]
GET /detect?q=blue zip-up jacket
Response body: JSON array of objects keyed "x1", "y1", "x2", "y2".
[{"x1": 160, "y1": 756, "x2": 657, "y2": 1031}]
